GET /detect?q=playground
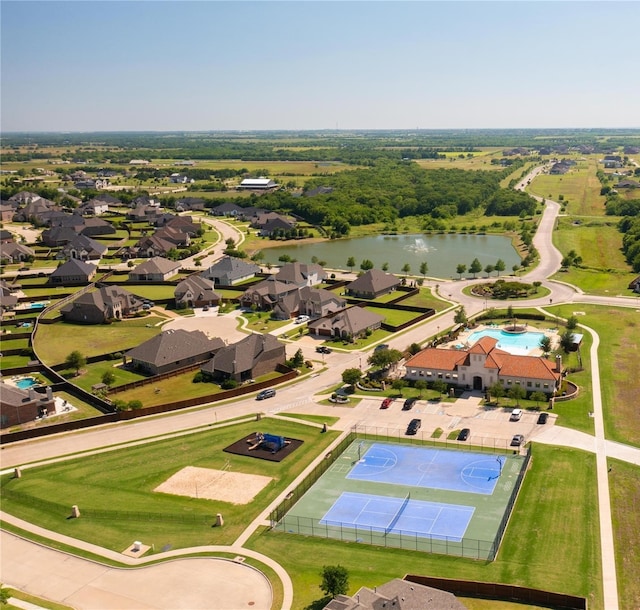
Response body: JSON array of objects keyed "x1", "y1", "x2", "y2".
[
  {"x1": 275, "y1": 439, "x2": 529, "y2": 559},
  {"x1": 224, "y1": 431, "x2": 304, "y2": 462}
]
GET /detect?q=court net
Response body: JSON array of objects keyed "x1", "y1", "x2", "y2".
[{"x1": 385, "y1": 492, "x2": 410, "y2": 535}]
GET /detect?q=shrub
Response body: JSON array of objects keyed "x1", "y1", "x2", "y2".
[
  {"x1": 221, "y1": 378, "x2": 238, "y2": 390},
  {"x1": 192, "y1": 371, "x2": 204, "y2": 383}
]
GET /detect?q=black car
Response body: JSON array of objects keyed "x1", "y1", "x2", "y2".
[
  {"x1": 406, "y1": 418, "x2": 422, "y2": 435},
  {"x1": 374, "y1": 344, "x2": 390, "y2": 352},
  {"x1": 315, "y1": 346, "x2": 333, "y2": 354},
  {"x1": 403, "y1": 397, "x2": 417, "y2": 410},
  {"x1": 537, "y1": 412, "x2": 549, "y2": 424},
  {"x1": 457, "y1": 428, "x2": 470, "y2": 441},
  {"x1": 256, "y1": 388, "x2": 276, "y2": 400}
]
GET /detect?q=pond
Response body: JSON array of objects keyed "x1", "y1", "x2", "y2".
[{"x1": 261, "y1": 233, "x2": 521, "y2": 280}]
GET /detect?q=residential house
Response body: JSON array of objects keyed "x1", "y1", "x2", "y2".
[
  {"x1": 127, "y1": 204, "x2": 164, "y2": 223},
  {"x1": 0, "y1": 203, "x2": 15, "y2": 223},
  {"x1": 93, "y1": 193, "x2": 121, "y2": 205},
  {"x1": 56, "y1": 234, "x2": 108, "y2": 261},
  {"x1": 308, "y1": 306, "x2": 384, "y2": 339},
  {"x1": 304, "y1": 186, "x2": 334, "y2": 197},
  {"x1": 60, "y1": 285, "x2": 144, "y2": 324},
  {"x1": 124, "y1": 329, "x2": 224, "y2": 376},
  {"x1": 275, "y1": 286, "x2": 346, "y2": 321},
  {"x1": 130, "y1": 195, "x2": 160, "y2": 208},
  {"x1": 629, "y1": 275, "x2": 640, "y2": 293},
  {"x1": 78, "y1": 216, "x2": 117, "y2": 237},
  {"x1": 174, "y1": 276, "x2": 220, "y2": 309},
  {"x1": 76, "y1": 199, "x2": 109, "y2": 216},
  {"x1": 240, "y1": 278, "x2": 300, "y2": 311},
  {"x1": 175, "y1": 197, "x2": 205, "y2": 212},
  {"x1": 0, "y1": 280, "x2": 19, "y2": 315},
  {"x1": 8, "y1": 191, "x2": 42, "y2": 206},
  {"x1": 201, "y1": 256, "x2": 260, "y2": 286},
  {"x1": 134, "y1": 234, "x2": 179, "y2": 258},
  {"x1": 238, "y1": 177, "x2": 277, "y2": 190},
  {"x1": 48, "y1": 259, "x2": 97, "y2": 284},
  {"x1": 41, "y1": 226, "x2": 78, "y2": 247},
  {"x1": 169, "y1": 173, "x2": 194, "y2": 184},
  {"x1": 74, "y1": 178, "x2": 109, "y2": 189},
  {"x1": 616, "y1": 179, "x2": 640, "y2": 189},
  {"x1": 404, "y1": 336, "x2": 562, "y2": 394},
  {"x1": 210, "y1": 202, "x2": 252, "y2": 217},
  {"x1": 323, "y1": 578, "x2": 467, "y2": 610},
  {"x1": 259, "y1": 216, "x2": 297, "y2": 236},
  {"x1": 274, "y1": 262, "x2": 325, "y2": 287},
  {"x1": 0, "y1": 230, "x2": 14, "y2": 243},
  {"x1": 0, "y1": 241, "x2": 35, "y2": 264},
  {"x1": 346, "y1": 269, "x2": 400, "y2": 299},
  {"x1": 129, "y1": 257, "x2": 181, "y2": 282},
  {"x1": 200, "y1": 333, "x2": 285, "y2": 383},
  {"x1": 0, "y1": 385, "x2": 56, "y2": 428}
]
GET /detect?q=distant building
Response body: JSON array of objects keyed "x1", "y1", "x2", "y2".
[{"x1": 238, "y1": 177, "x2": 277, "y2": 190}]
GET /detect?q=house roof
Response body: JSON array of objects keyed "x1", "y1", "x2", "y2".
[
  {"x1": 202, "y1": 333, "x2": 282, "y2": 375},
  {"x1": 309, "y1": 306, "x2": 384, "y2": 336},
  {"x1": 125, "y1": 329, "x2": 224, "y2": 367},
  {"x1": 131, "y1": 256, "x2": 181, "y2": 276},
  {"x1": 0, "y1": 384, "x2": 54, "y2": 408},
  {"x1": 175, "y1": 276, "x2": 219, "y2": 300},
  {"x1": 347, "y1": 269, "x2": 400, "y2": 294},
  {"x1": 62, "y1": 234, "x2": 108, "y2": 256},
  {"x1": 204, "y1": 255, "x2": 260, "y2": 279},
  {"x1": 405, "y1": 337, "x2": 561, "y2": 382},
  {"x1": 275, "y1": 262, "x2": 325, "y2": 285},
  {"x1": 61, "y1": 285, "x2": 143, "y2": 316},
  {"x1": 50, "y1": 258, "x2": 97, "y2": 279}
]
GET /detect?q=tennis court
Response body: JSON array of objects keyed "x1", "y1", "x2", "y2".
[
  {"x1": 347, "y1": 442, "x2": 503, "y2": 495},
  {"x1": 320, "y1": 491, "x2": 474, "y2": 541},
  {"x1": 273, "y1": 437, "x2": 529, "y2": 559}
]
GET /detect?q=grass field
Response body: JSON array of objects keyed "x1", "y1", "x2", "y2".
[
  {"x1": 34, "y1": 316, "x2": 166, "y2": 364},
  {"x1": 363, "y1": 306, "x2": 423, "y2": 326}
]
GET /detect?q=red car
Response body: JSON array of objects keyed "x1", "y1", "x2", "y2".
[{"x1": 380, "y1": 397, "x2": 393, "y2": 409}]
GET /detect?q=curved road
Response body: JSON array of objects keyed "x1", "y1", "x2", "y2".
[{"x1": 2, "y1": 165, "x2": 636, "y2": 610}]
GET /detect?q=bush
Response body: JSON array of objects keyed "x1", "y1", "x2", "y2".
[
  {"x1": 221, "y1": 378, "x2": 238, "y2": 390},
  {"x1": 192, "y1": 371, "x2": 204, "y2": 383}
]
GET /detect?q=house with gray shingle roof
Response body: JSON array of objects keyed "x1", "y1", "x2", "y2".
[
  {"x1": 200, "y1": 333, "x2": 285, "y2": 382},
  {"x1": 274, "y1": 262, "x2": 325, "y2": 287},
  {"x1": 174, "y1": 276, "x2": 220, "y2": 309},
  {"x1": 128, "y1": 257, "x2": 181, "y2": 282},
  {"x1": 308, "y1": 306, "x2": 384, "y2": 339},
  {"x1": 48, "y1": 259, "x2": 97, "y2": 284},
  {"x1": 60, "y1": 286, "x2": 144, "y2": 324},
  {"x1": 0, "y1": 241, "x2": 35, "y2": 264},
  {"x1": 404, "y1": 336, "x2": 562, "y2": 394},
  {"x1": 201, "y1": 256, "x2": 260, "y2": 286},
  {"x1": 125, "y1": 329, "x2": 224, "y2": 376},
  {"x1": 0, "y1": 385, "x2": 56, "y2": 429},
  {"x1": 56, "y1": 234, "x2": 108, "y2": 261},
  {"x1": 346, "y1": 269, "x2": 400, "y2": 299}
]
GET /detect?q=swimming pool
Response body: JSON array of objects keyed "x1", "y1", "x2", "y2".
[
  {"x1": 15, "y1": 376, "x2": 39, "y2": 389},
  {"x1": 466, "y1": 328, "x2": 545, "y2": 355},
  {"x1": 29, "y1": 301, "x2": 49, "y2": 310}
]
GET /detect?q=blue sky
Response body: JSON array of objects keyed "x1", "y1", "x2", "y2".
[{"x1": 1, "y1": 1, "x2": 638, "y2": 132}]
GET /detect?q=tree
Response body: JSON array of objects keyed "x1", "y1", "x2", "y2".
[
  {"x1": 346, "y1": 256, "x2": 355, "y2": 272},
  {"x1": 291, "y1": 348, "x2": 304, "y2": 368},
  {"x1": 65, "y1": 350, "x2": 86, "y2": 375},
  {"x1": 539, "y1": 335, "x2": 552, "y2": 356},
  {"x1": 508, "y1": 385, "x2": 526, "y2": 406},
  {"x1": 391, "y1": 379, "x2": 406, "y2": 395},
  {"x1": 566, "y1": 315, "x2": 579, "y2": 330},
  {"x1": 101, "y1": 370, "x2": 116, "y2": 387},
  {"x1": 367, "y1": 348, "x2": 403, "y2": 370},
  {"x1": 407, "y1": 342, "x2": 422, "y2": 355},
  {"x1": 489, "y1": 382, "x2": 506, "y2": 405},
  {"x1": 432, "y1": 379, "x2": 448, "y2": 397},
  {"x1": 401, "y1": 263, "x2": 411, "y2": 278},
  {"x1": 530, "y1": 391, "x2": 547, "y2": 407},
  {"x1": 484, "y1": 264, "x2": 494, "y2": 277},
  {"x1": 342, "y1": 368, "x2": 362, "y2": 390},
  {"x1": 320, "y1": 565, "x2": 349, "y2": 599},
  {"x1": 560, "y1": 329, "x2": 575, "y2": 354},
  {"x1": 360, "y1": 259, "x2": 374, "y2": 271},
  {"x1": 381, "y1": 262, "x2": 389, "y2": 272},
  {"x1": 469, "y1": 257, "x2": 482, "y2": 278},
  {"x1": 456, "y1": 263, "x2": 466, "y2": 279},
  {"x1": 419, "y1": 261, "x2": 428, "y2": 279},
  {"x1": 453, "y1": 306, "x2": 468, "y2": 325},
  {"x1": 495, "y1": 258, "x2": 506, "y2": 276},
  {"x1": 415, "y1": 379, "x2": 428, "y2": 397},
  {"x1": 0, "y1": 585, "x2": 10, "y2": 606}
]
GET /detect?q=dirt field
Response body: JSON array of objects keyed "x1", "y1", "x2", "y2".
[{"x1": 154, "y1": 466, "x2": 272, "y2": 504}]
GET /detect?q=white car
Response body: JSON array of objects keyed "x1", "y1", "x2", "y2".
[
  {"x1": 510, "y1": 408, "x2": 523, "y2": 421},
  {"x1": 294, "y1": 315, "x2": 310, "y2": 324}
]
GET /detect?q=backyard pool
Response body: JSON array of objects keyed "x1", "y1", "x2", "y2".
[
  {"x1": 466, "y1": 328, "x2": 546, "y2": 356},
  {"x1": 15, "y1": 376, "x2": 40, "y2": 390}
]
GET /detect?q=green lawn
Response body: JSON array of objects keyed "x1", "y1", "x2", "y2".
[
  {"x1": 398, "y1": 287, "x2": 449, "y2": 312},
  {"x1": 550, "y1": 304, "x2": 640, "y2": 447},
  {"x1": 551, "y1": 267, "x2": 636, "y2": 296},
  {"x1": 363, "y1": 306, "x2": 422, "y2": 326},
  {"x1": 0, "y1": 418, "x2": 338, "y2": 554},
  {"x1": 34, "y1": 316, "x2": 167, "y2": 364}
]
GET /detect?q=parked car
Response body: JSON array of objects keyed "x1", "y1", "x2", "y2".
[
  {"x1": 374, "y1": 344, "x2": 390, "y2": 352},
  {"x1": 256, "y1": 388, "x2": 276, "y2": 400},
  {"x1": 537, "y1": 412, "x2": 549, "y2": 424},
  {"x1": 380, "y1": 397, "x2": 393, "y2": 409},
  {"x1": 406, "y1": 418, "x2": 422, "y2": 435},
  {"x1": 294, "y1": 315, "x2": 310, "y2": 324},
  {"x1": 510, "y1": 434, "x2": 525, "y2": 447},
  {"x1": 510, "y1": 408, "x2": 523, "y2": 421},
  {"x1": 402, "y1": 397, "x2": 417, "y2": 410},
  {"x1": 457, "y1": 428, "x2": 470, "y2": 441},
  {"x1": 315, "y1": 346, "x2": 332, "y2": 354}
]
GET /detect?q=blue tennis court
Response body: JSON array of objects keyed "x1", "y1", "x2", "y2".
[
  {"x1": 320, "y1": 491, "x2": 474, "y2": 541},
  {"x1": 347, "y1": 443, "x2": 503, "y2": 495}
]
